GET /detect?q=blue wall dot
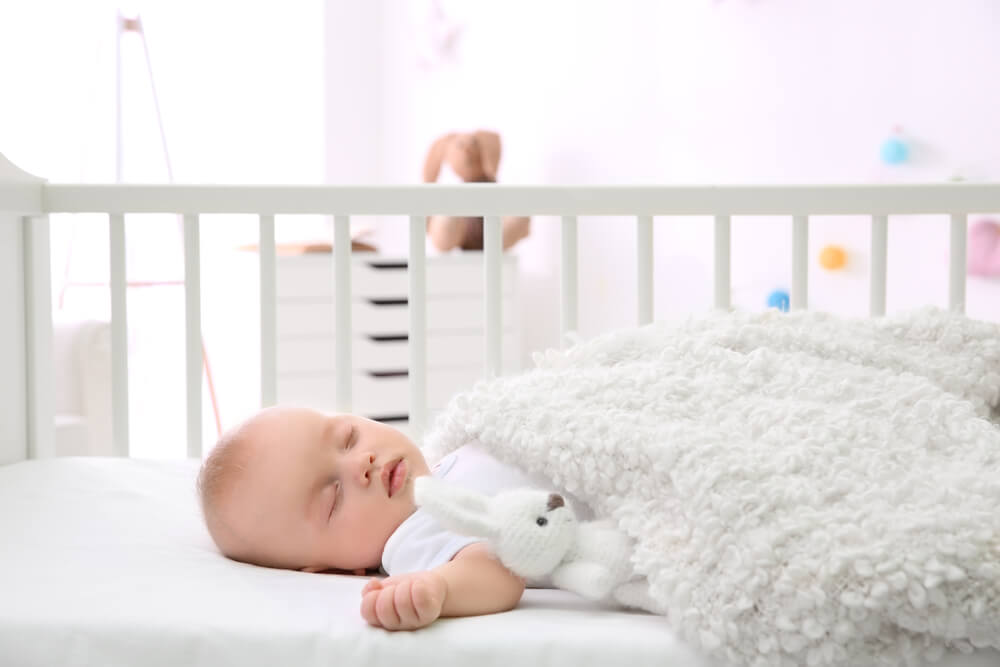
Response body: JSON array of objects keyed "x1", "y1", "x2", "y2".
[
  {"x1": 880, "y1": 137, "x2": 909, "y2": 165},
  {"x1": 767, "y1": 289, "x2": 790, "y2": 312}
]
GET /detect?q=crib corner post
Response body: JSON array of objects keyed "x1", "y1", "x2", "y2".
[
  {"x1": 0, "y1": 212, "x2": 28, "y2": 464},
  {"x1": 0, "y1": 152, "x2": 49, "y2": 463},
  {"x1": 24, "y1": 215, "x2": 55, "y2": 459}
]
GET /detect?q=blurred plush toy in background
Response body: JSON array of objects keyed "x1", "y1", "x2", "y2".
[
  {"x1": 422, "y1": 130, "x2": 531, "y2": 251},
  {"x1": 968, "y1": 219, "x2": 1000, "y2": 277}
]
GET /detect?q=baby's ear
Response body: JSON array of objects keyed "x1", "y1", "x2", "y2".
[{"x1": 414, "y1": 476, "x2": 496, "y2": 539}]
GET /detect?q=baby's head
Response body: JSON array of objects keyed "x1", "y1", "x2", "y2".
[{"x1": 197, "y1": 406, "x2": 430, "y2": 573}]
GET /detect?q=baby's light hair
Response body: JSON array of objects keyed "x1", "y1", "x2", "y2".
[{"x1": 196, "y1": 422, "x2": 253, "y2": 555}]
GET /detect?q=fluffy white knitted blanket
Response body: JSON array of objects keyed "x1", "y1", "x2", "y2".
[{"x1": 422, "y1": 308, "x2": 1000, "y2": 667}]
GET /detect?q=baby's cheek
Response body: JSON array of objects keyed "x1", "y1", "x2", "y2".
[{"x1": 333, "y1": 514, "x2": 380, "y2": 567}]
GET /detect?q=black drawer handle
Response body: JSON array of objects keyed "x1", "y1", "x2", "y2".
[
  {"x1": 366, "y1": 298, "x2": 408, "y2": 306},
  {"x1": 366, "y1": 370, "x2": 409, "y2": 378},
  {"x1": 367, "y1": 334, "x2": 409, "y2": 342},
  {"x1": 369, "y1": 414, "x2": 409, "y2": 423},
  {"x1": 366, "y1": 261, "x2": 408, "y2": 270}
]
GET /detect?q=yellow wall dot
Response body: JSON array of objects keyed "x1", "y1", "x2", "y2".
[{"x1": 819, "y1": 245, "x2": 847, "y2": 270}]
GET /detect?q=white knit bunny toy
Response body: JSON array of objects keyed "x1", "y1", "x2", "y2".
[{"x1": 413, "y1": 475, "x2": 655, "y2": 609}]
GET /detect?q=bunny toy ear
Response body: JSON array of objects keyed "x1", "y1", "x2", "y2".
[
  {"x1": 422, "y1": 132, "x2": 455, "y2": 183},
  {"x1": 474, "y1": 130, "x2": 501, "y2": 181},
  {"x1": 414, "y1": 476, "x2": 497, "y2": 539}
]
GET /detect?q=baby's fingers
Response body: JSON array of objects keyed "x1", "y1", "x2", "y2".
[
  {"x1": 374, "y1": 587, "x2": 402, "y2": 629},
  {"x1": 360, "y1": 590, "x2": 381, "y2": 627},
  {"x1": 392, "y1": 581, "x2": 422, "y2": 629},
  {"x1": 410, "y1": 578, "x2": 444, "y2": 624},
  {"x1": 362, "y1": 577, "x2": 384, "y2": 595}
]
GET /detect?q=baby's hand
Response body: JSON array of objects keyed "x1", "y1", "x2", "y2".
[{"x1": 360, "y1": 570, "x2": 447, "y2": 631}]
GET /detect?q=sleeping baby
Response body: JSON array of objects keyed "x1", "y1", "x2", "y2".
[{"x1": 197, "y1": 405, "x2": 590, "y2": 631}]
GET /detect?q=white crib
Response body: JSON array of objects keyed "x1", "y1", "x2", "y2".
[
  {"x1": 3, "y1": 151, "x2": 1000, "y2": 667},
  {"x1": 5, "y1": 151, "x2": 999, "y2": 465}
]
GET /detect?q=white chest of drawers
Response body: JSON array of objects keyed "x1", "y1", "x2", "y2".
[{"x1": 274, "y1": 253, "x2": 521, "y2": 429}]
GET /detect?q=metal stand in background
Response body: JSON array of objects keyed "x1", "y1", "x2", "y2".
[{"x1": 58, "y1": 11, "x2": 223, "y2": 439}]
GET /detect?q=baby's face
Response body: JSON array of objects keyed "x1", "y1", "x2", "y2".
[{"x1": 219, "y1": 407, "x2": 430, "y2": 572}]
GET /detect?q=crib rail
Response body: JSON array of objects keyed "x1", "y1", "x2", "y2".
[
  {"x1": 41, "y1": 182, "x2": 1000, "y2": 215},
  {"x1": 3, "y1": 161, "x2": 1000, "y2": 462}
]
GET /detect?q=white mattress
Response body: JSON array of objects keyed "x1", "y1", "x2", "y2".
[{"x1": 1, "y1": 458, "x2": 998, "y2": 667}]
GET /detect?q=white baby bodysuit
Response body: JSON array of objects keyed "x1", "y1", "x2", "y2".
[{"x1": 380, "y1": 443, "x2": 592, "y2": 582}]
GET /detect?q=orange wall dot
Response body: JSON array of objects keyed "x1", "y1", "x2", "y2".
[{"x1": 819, "y1": 245, "x2": 847, "y2": 270}]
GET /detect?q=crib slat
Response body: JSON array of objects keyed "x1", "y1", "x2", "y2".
[
  {"x1": 109, "y1": 213, "x2": 130, "y2": 456},
  {"x1": 560, "y1": 216, "x2": 578, "y2": 343},
  {"x1": 408, "y1": 216, "x2": 427, "y2": 436},
  {"x1": 484, "y1": 215, "x2": 502, "y2": 376},
  {"x1": 870, "y1": 214, "x2": 888, "y2": 317},
  {"x1": 637, "y1": 215, "x2": 653, "y2": 325},
  {"x1": 334, "y1": 215, "x2": 352, "y2": 411},
  {"x1": 714, "y1": 215, "x2": 731, "y2": 310},
  {"x1": 949, "y1": 213, "x2": 967, "y2": 313},
  {"x1": 791, "y1": 215, "x2": 809, "y2": 310},
  {"x1": 23, "y1": 216, "x2": 55, "y2": 459},
  {"x1": 259, "y1": 215, "x2": 277, "y2": 408},
  {"x1": 183, "y1": 214, "x2": 202, "y2": 458}
]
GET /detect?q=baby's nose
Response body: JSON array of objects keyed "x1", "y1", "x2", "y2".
[{"x1": 358, "y1": 453, "x2": 375, "y2": 485}]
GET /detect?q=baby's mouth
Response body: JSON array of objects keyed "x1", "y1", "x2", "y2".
[{"x1": 382, "y1": 458, "x2": 407, "y2": 498}]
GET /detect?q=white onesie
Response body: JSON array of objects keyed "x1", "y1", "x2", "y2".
[{"x1": 380, "y1": 443, "x2": 592, "y2": 583}]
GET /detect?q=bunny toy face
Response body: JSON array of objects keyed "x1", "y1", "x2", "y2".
[
  {"x1": 413, "y1": 476, "x2": 579, "y2": 580},
  {"x1": 488, "y1": 490, "x2": 577, "y2": 579}
]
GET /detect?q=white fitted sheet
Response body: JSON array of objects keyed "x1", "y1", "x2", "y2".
[{"x1": 1, "y1": 457, "x2": 998, "y2": 667}]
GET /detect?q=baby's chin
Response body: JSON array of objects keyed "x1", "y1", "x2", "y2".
[{"x1": 400, "y1": 479, "x2": 423, "y2": 511}]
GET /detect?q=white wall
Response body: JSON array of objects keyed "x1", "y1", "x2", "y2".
[{"x1": 325, "y1": 0, "x2": 1000, "y2": 361}]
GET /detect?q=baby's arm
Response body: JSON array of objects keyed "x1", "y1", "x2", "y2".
[
  {"x1": 360, "y1": 542, "x2": 525, "y2": 631},
  {"x1": 437, "y1": 542, "x2": 526, "y2": 617}
]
